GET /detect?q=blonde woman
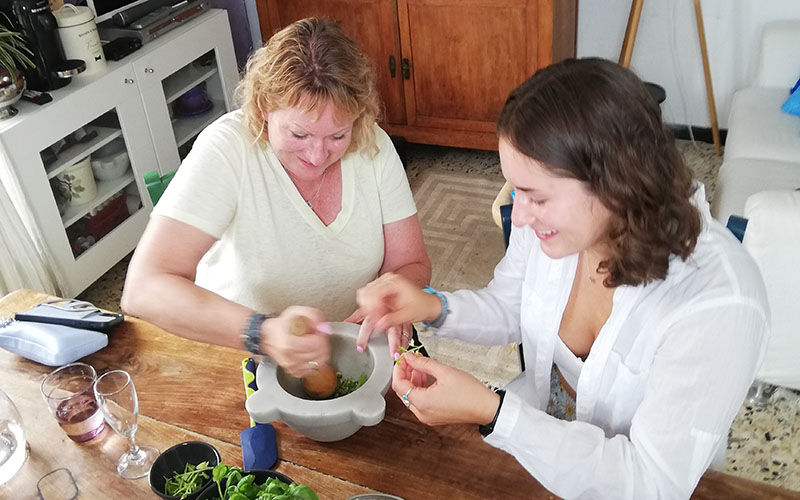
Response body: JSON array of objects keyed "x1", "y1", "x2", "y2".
[{"x1": 122, "y1": 18, "x2": 430, "y2": 377}]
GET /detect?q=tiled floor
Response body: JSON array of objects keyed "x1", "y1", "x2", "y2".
[{"x1": 79, "y1": 139, "x2": 800, "y2": 492}]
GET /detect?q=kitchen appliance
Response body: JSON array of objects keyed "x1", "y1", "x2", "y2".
[
  {"x1": 85, "y1": 0, "x2": 152, "y2": 25},
  {"x1": 6, "y1": 0, "x2": 85, "y2": 91},
  {"x1": 97, "y1": 0, "x2": 209, "y2": 45}
]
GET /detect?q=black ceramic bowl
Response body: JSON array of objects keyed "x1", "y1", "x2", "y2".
[
  {"x1": 195, "y1": 469, "x2": 295, "y2": 500},
  {"x1": 149, "y1": 441, "x2": 221, "y2": 500}
]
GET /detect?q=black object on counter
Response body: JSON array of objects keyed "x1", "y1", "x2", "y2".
[
  {"x1": 102, "y1": 37, "x2": 143, "y2": 61},
  {"x1": 21, "y1": 89, "x2": 53, "y2": 105}
]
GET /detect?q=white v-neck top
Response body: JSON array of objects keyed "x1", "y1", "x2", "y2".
[
  {"x1": 438, "y1": 184, "x2": 768, "y2": 499},
  {"x1": 554, "y1": 337, "x2": 584, "y2": 391},
  {"x1": 153, "y1": 110, "x2": 417, "y2": 320}
]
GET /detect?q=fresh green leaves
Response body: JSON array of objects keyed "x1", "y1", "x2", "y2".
[
  {"x1": 164, "y1": 461, "x2": 213, "y2": 499},
  {"x1": 395, "y1": 338, "x2": 423, "y2": 365},
  {"x1": 205, "y1": 464, "x2": 319, "y2": 500},
  {"x1": 0, "y1": 14, "x2": 35, "y2": 75},
  {"x1": 332, "y1": 373, "x2": 367, "y2": 398}
]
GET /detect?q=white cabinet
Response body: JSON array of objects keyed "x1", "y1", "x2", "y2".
[
  {"x1": 134, "y1": 11, "x2": 239, "y2": 175},
  {"x1": 0, "y1": 9, "x2": 238, "y2": 297}
]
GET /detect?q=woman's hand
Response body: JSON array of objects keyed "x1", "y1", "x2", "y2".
[
  {"x1": 393, "y1": 352, "x2": 499, "y2": 426},
  {"x1": 261, "y1": 306, "x2": 332, "y2": 378},
  {"x1": 343, "y1": 307, "x2": 366, "y2": 325},
  {"x1": 347, "y1": 307, "x2": 415, "y2": 359},
  {"x1": 355, "y1": 272, "x2": 440, "y2": 352}
]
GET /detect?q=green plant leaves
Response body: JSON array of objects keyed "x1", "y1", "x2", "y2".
[
  {"x1": 164, "y1": 461, "x2": 214, "y2": 499},
  {"x1": 201, "y1": 464, "x2": 319, "y2": 500},
  {"x1": 0, "y1": 16, "x2": 35, "y2": 75},
  {"x1": 332, "y1": 373, "x2": 367, "y2": 398}
]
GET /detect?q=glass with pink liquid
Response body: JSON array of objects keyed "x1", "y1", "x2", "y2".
[{"x1": 40, "y1": 362, "x2": 105, "y2": 442}]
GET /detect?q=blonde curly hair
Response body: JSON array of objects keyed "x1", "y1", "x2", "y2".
[{"x1": 236, "y1": 17, "x2": 381, "y2": 156}]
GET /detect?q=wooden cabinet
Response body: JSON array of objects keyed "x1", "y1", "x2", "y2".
[
  {"x1": 0, "y1": 10, "x2": 238, "y2": 297},
  {"x1": 256, "y1": 0, "x2": 576, "y2": 150}
]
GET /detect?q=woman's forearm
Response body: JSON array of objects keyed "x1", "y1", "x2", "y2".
[
  {"x1": 386, "y1": 261, "x2": 431, "y2": 290},
  {"x1": 121, "y1": 272, "x2": 252, "y2": 351}
]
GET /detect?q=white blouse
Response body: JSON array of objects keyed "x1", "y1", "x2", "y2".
[
  {"x1": 439, "y1": 185, "x2": 768, "y2": 500},
  {"x1": 554, "y1": 337, "x2": 584, "y2": 391}
]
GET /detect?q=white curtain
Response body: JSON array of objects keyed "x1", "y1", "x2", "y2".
[{"x1": 0, "y1": 150, "x2": 64, "y2": 296}]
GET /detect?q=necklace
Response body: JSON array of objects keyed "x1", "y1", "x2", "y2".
[
  {"x1": 304, "y1": 168, "x2": 327, "y2": 208},
  {"x1": 287, "y1": 167, "x2": 328, "y2": 208},
  {"x1": 582, "y1": 252, "x2": 598, "y2": 284},
  {"x1": 261, "y1": 146, "x2": 330, "y2": 208}
]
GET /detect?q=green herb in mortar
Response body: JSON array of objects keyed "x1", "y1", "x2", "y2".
[
  {"x1": 332, "y1": 372, "x2": 367, "y2": 397},
  {"x1": 164, "y1": 461, "x2": 213, "y2": 499}
]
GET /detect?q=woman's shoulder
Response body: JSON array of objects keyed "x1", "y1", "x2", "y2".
[
  {"x1": 195, "y1": 109, "x2": 254, "y2": 145},
  {"x1": 664, "y1": 217, "x2": 767, "y2": 308},
  {"x1": 347, "y1": 124, "x2": 398, "y2": 173},
  {"x1": 373, "y1": 123, "x2": 393, "y2": 148}
]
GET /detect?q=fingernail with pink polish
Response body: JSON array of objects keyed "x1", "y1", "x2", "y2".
[
  {"x1": 357, "y1": 346, "x2": 364, "y2": 353},
  {"x1": 394, "y1": 352, "x2": 400, "y2": 361},
  {"x1": 317, "y1": 322, "x2": 332, "y2": 334}
]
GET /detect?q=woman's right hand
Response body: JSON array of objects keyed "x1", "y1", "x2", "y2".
[
  {"x1": 260, "y1": 306, "x2": 332, "y2": 378},
  {"x1": 355, "y1": 273, "x2": 441, "y2": 352}
]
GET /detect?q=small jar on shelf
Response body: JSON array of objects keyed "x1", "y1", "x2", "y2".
[{"x1": 54, "y1": 156, "x2": 97, "y2": 207}]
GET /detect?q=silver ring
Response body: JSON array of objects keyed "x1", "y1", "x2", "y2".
[
  {"x1": 401, "y1": 332, "x2": 410, "y2": 340},
  {"x1": 402, "y1": 387, "x2": 413, "y2": 407},
  {"x1": 308, "y1": 361, "x2": 319, "y2": 369}
]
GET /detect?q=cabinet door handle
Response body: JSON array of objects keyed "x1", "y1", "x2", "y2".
[
  {"x1": 144, "y1": 67, "x2": 154, "y2": 73},
  {"x1": 124, "y1": 78, "x2": 135, "y2": 84},
  {"x1": 401, "y1": 58, "x2": 410, "y2": 80},
  {"x1": 389, "y1": 56, "x2": 396, "y2": 78}
]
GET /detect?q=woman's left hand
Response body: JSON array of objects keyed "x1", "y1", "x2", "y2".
[
  {"x1": 345, "y1": 307, "x2": 414, "y2": 356},
  {"x1": 393, "y1": 351, "x2": 499, "y2": 426}
]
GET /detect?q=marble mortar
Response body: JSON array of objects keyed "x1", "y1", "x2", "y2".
[{"x1": 246, "y1": 322, "x2": 393, "y2": 442}]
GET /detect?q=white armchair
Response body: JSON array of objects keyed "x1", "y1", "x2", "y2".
[
  {"x1": 741, "y1": 190, "x2": 800, "y2": 394},
  {"x1": 709, "y1": 20, "x2": 800, "y2": 403},
  {"x1": 712, "y1": 20, "x2": 800, "y2": 224}
]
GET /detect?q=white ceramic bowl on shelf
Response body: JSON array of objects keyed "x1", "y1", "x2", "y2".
[{"x1": 91, "y1": 138, "x2": 130, "y2": 181}]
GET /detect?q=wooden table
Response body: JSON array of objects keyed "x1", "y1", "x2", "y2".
[{"x1": 1, "y1": 289, "x2": 798, "y2": 499}]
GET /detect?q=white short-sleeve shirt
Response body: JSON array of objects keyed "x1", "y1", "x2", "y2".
[{"x1": 154, "y1": 110, "x2": 417, "y2": 320}]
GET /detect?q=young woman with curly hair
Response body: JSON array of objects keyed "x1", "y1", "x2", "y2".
[
  {"x1": 122, "y1": 18, "x2": 430, "y2": 378},
  {"x1": 355, "y1": 58, "x2": 768, "y2": 499}
]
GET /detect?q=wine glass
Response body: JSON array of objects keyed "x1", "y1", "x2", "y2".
[{"x1": 93, "y1": 370, "x2": 158, "y2": 479}]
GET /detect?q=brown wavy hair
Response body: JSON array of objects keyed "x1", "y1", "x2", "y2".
[
  {"x1": 497, "y1": 58, "x2": 701, "y2": 287},
  {"x1": 236, "y1": 18, "x2": 381, "y2": 155}
]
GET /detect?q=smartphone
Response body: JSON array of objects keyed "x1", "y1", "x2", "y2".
[{"x1": 14, "y1": 301, "x2": 123, "y2": 332}]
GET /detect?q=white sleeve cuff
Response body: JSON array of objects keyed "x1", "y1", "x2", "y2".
[{"x1": 484, "y1": 388, "x2": 523, "y2": 443}]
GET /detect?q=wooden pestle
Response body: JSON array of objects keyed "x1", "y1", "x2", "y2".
[{"x1": 290, "y1": 316, "x2": 337, "y2": 399}]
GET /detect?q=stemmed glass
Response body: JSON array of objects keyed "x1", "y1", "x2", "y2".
[{"x1": 93, "y1": 370, "x2": 158, "y2": 479}]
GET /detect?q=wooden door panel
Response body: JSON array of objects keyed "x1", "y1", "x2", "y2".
[
  {"x1": 259, "y1": 0, "x2": 405, "y2": 124},
  {"x1": 399, "y1": 0, "x2": 542, "y2": 131}
]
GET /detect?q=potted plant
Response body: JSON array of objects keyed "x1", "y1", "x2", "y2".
[{"x1": 0, "y1": 15, "x2": 35, "y2": 119}]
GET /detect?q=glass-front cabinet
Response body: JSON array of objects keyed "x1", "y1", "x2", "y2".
[
  {"x1": 0, "y1": 9, "x2": 237, "y2": 297},
  {"x1": 44, "y1": 110, "x2": 145, "y2": 258},
  {"x1": 1, "y1": 65, "x2": 156, "y2": 295},
  {"x1": 135, "y1": 13, "x2": 238, "y2": 176}
]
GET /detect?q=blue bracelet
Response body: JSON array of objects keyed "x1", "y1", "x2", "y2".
[{"x1": 422, "y1": 286, "x2": 448, "y2": 328}]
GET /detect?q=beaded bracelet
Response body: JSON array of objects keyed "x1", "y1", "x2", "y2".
[{"x1": 422, "y1": 286, "x2": 448, "y2": 328}]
